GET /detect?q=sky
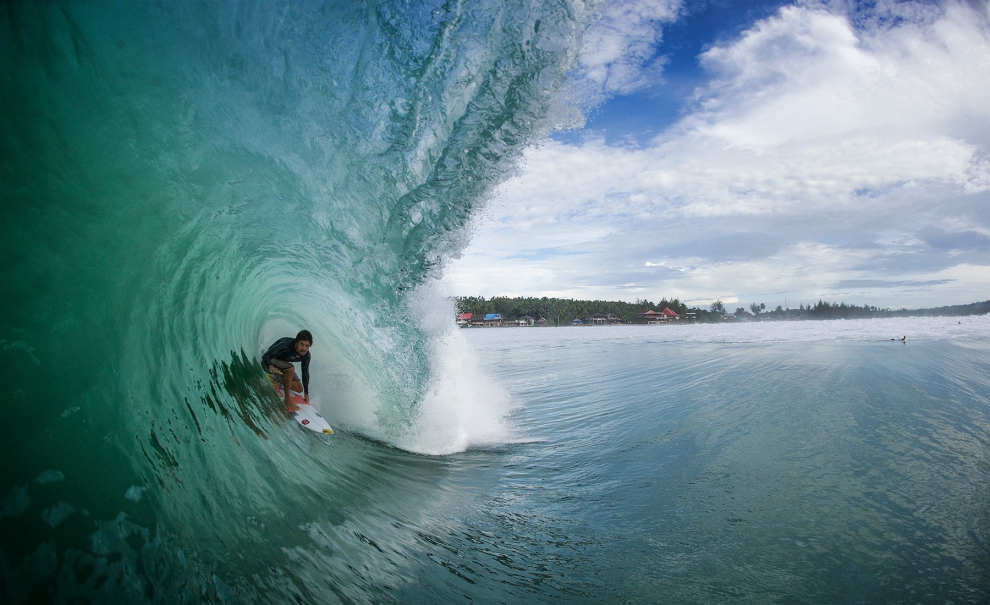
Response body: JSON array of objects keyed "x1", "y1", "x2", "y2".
[{"x1": 444, "y1": 0, "x2": 990, "y2": 310}]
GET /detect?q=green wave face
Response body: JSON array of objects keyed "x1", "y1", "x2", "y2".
[{"x1": 1, "y1": 1, "x2": 587, "y2": 598}]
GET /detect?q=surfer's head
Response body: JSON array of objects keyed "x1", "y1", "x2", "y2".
[{"x1": 295, "y1": 330, "x2": 313, "y2": 355}]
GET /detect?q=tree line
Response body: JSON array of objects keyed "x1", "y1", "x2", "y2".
[
  {"x1": 457, "y1": 296, "x2": 710, "y2": 325},
  {"x1": 456, "y1": 296, "x2": 990, "y2": 324},
  {"x1": 731, "y1": 299, "x2": 990, "y2": 320}
]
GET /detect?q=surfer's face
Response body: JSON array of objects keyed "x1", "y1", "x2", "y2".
[{"x1": 295, "y1": 340, "x2": 311, "y2": 355}]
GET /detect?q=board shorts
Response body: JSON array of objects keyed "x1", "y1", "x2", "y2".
[{"x1": 265, "y1": 359, "x2": 301, "y2": 382}]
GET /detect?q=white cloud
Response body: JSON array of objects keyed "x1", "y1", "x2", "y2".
[
  {"x1": 446, "y1": 1, "x2": 990, "y2": 309},
  {"x1": 573, "y1": 0, "x2": 682, "y2": 102},
  {"x1": 692, "y1": 3, "x2": 990, "y2": 147}
]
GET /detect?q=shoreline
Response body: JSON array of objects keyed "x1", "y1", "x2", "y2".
[{"x1": 458, "y1": 314, "x2": 988, "y2": 328}]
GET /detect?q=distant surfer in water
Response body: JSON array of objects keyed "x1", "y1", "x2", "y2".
[{"x1": 262, "y1": 330, "x2": 312, "y2": 409}]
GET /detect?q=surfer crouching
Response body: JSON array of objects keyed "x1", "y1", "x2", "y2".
[{"x1": 262, "y1": 330, "x2": 312, "y2": 409}]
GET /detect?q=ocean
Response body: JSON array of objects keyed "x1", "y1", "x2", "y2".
[
  {"x1": 2, "y1": 2, "x2": 989, "y2": 603},
  {"x1": 5, "y1": 312, "x2": 990, "y2": 603},
  {"x1": 453, "y1": 317, "x2": 990, "y2": 603}
]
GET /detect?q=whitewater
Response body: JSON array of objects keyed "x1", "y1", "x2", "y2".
[{"x1": 3, "y1": 1, "x2": 990, "y2": 603}]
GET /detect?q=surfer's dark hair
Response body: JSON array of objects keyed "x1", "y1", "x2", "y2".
[{"x1": 296, "y1": 330, "x2": 313, "y2": 344}]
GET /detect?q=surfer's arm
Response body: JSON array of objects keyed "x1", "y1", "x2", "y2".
[{"x1": 302, "y1": 352, "x2": 310, "y2": 398}]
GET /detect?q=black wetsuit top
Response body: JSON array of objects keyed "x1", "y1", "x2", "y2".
[{"x1": 262, "y1": 337, "x2": 311, "y2": 395}]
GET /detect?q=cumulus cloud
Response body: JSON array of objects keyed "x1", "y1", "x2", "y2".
[
  {"x1": 573, "y1": 0, "x2": 682, "y2": 103},
  {"x1": 692, "y1": 3, "x2": 990, "y2": 149},
  {"x1": 446, "y1": 1, "x2": 990, "y2": 309}
]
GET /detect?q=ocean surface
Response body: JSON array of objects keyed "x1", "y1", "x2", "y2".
[
  {"x1": 5, "y1": 313, "x2": 990, "y2": 603},
  {"x1": 3, "y1": 2, "x2": 990, "y2": 603}
]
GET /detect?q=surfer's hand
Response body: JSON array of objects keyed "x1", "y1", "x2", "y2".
[
  {"x1": 268, "y1": 365, "x2": 282, "y2": 375},
  {"x1": 304, "y1": 394, "x2": 310, "y2": 402}
]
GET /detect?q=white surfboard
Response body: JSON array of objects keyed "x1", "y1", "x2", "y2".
[
  {"x1": 288, "y1": 401, "x2": 334, "y2": 434},
  {"x1": 267, "y1": 375, "x2": 334, "y2": 434}
]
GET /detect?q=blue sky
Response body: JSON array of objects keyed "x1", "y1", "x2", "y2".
[
  {"x1": 560, "y1": 0, "x2": 792, "y2": 144},
  {"x1": 445, "y1": 0, "x2": 990, "y2": 310}
]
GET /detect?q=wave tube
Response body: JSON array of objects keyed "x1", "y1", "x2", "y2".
[{"x1": 1, "y1": 1, "x2": 592, "y2": 601}]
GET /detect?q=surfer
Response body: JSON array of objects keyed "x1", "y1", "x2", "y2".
[{"x1": 262, "y1": 330, "x2": 312, "y2": 409}]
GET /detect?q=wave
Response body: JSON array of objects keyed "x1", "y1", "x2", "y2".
[{"x1": 0, "y1": 1, "x2": 593, "y2": 601}]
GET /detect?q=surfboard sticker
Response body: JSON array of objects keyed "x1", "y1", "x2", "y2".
[{"x1": 267, "y1": 374, "x2": 334, "y2": 434}]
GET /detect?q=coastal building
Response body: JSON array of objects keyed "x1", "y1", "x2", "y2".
[
  {"x1": 638, "y1": 309, "x2": 666, "y2": 324},
  {"x1": 585, "y1": 313, "x2": 621, "y2": 325},
  {"x1": 483, "y1": 313, "x2": 503, "y2": 327},
  {"x1": 639, "y1": 308, "x2": 680, "y2": 324},
  {"x1": 457, "y1": 312, "x2": 473, "y2": 327},
  {"x1": 536, "y1": 318, "x2": 548, "y2": 326},
  {"x1": 517, "y1": 315, "x2": 535, "y2": 326}
]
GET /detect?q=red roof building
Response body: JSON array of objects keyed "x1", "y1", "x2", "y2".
[{"x1": 638, "y1": 308, "x2": 680, "y2": 324}]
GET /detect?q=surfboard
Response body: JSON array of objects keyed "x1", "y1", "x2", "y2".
[{"x1": 266, "y1": 374, "x2": 334, "y2": 434}]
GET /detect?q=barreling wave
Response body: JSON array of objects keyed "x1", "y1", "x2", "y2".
[{"x1": 1, "y1": 0, "x2": 593, "y2": 601}]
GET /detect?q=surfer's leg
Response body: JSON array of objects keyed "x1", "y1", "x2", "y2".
[{"x1": 282, "y1": 365, "x2": 295, "y2": 402}]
